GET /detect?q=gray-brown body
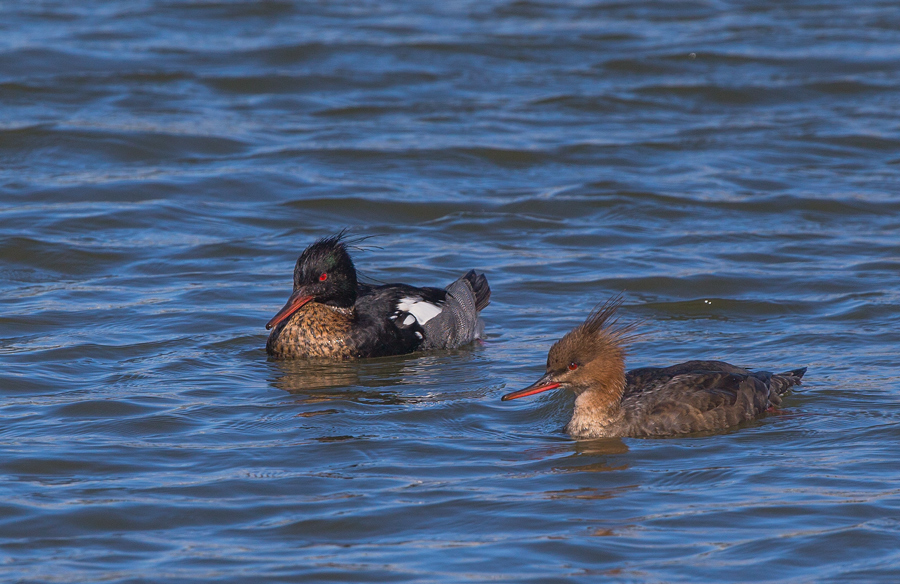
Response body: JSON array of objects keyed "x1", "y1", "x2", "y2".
[{"x1": 566, "y1": 360, "x2": 806, "y2": 438}]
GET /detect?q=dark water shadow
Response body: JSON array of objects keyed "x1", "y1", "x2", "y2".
[
  {"x1": 268, "y1": 358, "x2": 364, "y2": 393},
  {"x1": 517, "y1": 436, "x2": 631, "y2": 474},
  {"x1": 266, "y1": 348, "x2": 487, "y2": 405},
  {"x1": 560, "y1": 437, "x2": 631, "y2": 473}
]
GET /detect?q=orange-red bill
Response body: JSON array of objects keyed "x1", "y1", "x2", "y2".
[
  {"x1": 501, "y1": 377, "x2": 561, "y2": 401},
  {"x1": 265, "y1": 292, "x2": 313, "y2": 330}
]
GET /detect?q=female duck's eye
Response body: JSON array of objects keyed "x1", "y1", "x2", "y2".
[
  {"x1": 319, "y1": 273, "x2": 328, "y2": 281},
  {"x1": 568, "y1": 362, "x2": 578, "y2": 371}
]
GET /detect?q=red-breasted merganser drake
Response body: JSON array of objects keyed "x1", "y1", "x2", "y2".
[
  {"x1": 501, "y1": 296, "x2": 806, "y2": 438},
  {"x1": 265, "y1": 234, "x2": 491, "y2": 359}
]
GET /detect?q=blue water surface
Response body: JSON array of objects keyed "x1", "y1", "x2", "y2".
[{"x1": 2, "y1": 1, "x2": 900, "y2": 582}]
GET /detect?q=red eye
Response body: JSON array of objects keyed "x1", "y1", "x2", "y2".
[
  {"x1": 319, "y1": 273, "x2": 328, "y2": 281},
  {"x1": 568, "y1": 362, "x2": 578, "y2": 371}
]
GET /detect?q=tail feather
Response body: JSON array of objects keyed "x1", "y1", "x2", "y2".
[
  {"x1": 770, "y1": 366, "x2": 807, "y2": 396},
  {"x1": 417, "y1": 271, "x2": 489, "y2": 350},
  {"x1": 462, "y1": 270, "x2": 491, "y2": 312}
]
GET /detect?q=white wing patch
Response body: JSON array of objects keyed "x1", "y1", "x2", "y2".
[{"x1": 398, "y1": 296, "x2": 443, "y2": 325}]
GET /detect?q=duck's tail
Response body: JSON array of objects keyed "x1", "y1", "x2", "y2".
[
  {"x1": 418, "y1": 271, "x2": 490, "y2": 350},
  {"x1": 768, "y1": 366, "x2": 807, "y2": 403},
  {"x1": 461, "y1": 270, "x2": 491, "y2": 312}
]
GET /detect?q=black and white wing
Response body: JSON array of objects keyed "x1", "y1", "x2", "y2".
[{"x1": 368, "y1": 270, "x2": 491, "y2": 351}]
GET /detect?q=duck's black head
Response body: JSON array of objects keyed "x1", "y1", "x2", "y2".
[
  {"x1": 293, "y1": 234, "x2": 358, "y2": 304},
  {"x1": 266, "y1": 234, "x2": 358, "y2": 330}
]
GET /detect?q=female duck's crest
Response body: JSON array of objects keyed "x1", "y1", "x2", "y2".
[{"x1": 503, "y1": 295, "x2": 637, "y2": 401}]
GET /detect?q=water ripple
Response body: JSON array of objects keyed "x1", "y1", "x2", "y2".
[{"x1": 2, "y1": 0, "x2": 900, "y2": 582}]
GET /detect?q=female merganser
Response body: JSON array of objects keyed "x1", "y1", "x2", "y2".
[
  {"x1": 502, "y1": 296, "x2": 806, "y2": 438},
  {"x1": 265, "y1": 233, "x2": 491, "y2": 359}
]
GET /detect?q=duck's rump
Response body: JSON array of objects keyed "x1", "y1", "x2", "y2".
[
  {"x1": 618, "y1": 360, "x2": 806, "y2": 436},
  {"x1": 357, "y1": 270, "x2": 490, "y2": 352}
]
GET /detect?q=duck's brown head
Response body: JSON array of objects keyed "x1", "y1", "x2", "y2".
[
  {"x1": 502, "y1": 296, "x2": 635, "y2": 401},
  {"x1": 266, "y1": 233, "x2": 359, "y2": 330}
]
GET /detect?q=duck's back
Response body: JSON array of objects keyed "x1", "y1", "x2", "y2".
[
  {"x1": 618, "y1": 360, "x2": 806, "y2": 437},
  {"x1": 352, "y1": 270, "x2": 491, "y2": 355}
]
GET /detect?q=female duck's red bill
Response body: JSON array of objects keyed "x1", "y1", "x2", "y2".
[
  {"x1": 500, "y1": 375, "x2": 561, "y2": 401},
  {"x1": 265, "y1": 292, "x2": 314, "y2": 330}
]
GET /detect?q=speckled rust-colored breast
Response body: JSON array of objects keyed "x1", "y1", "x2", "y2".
[{"x1": 266, "y1": 302, "x2": 355, "y2": 360}]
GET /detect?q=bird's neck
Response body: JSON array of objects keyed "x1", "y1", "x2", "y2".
[
  {"x1": 331, "y1": 305, "x2": 355, "y2": 317},
  {"x1": 566, "y1": 360, "x2": 627, "y2": 438},
  {"x1": 323, "y1": 300, "x2": 356, "y2": 312}
]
